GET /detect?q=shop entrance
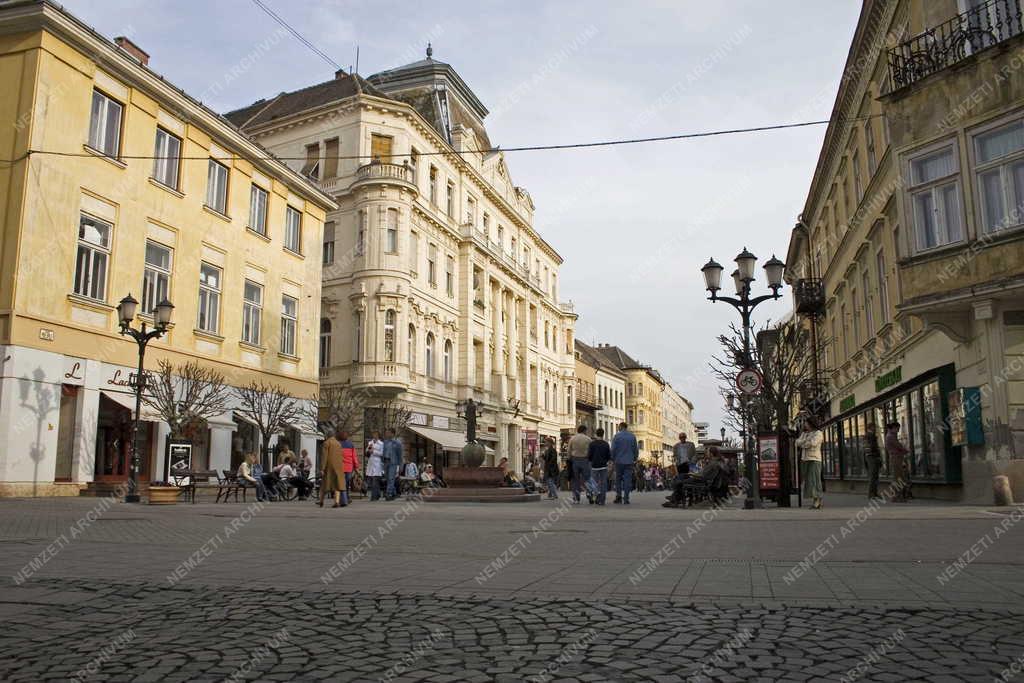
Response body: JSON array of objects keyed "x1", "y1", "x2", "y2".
[{"x1": 94, "y1": 393, "x2": 153, "y2": 483}]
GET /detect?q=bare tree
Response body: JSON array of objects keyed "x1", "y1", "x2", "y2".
[
  {"x1": 365, "y1": 400, "x2": 413, "y2": 437},
  {"x1": 143, "y1": 359, "x2": 231, "y2": 439},
  {"x1": 235, "y1": 380, "x2": 302, "y2": 469},
  {"x1": 306, "y1": 384, "x2": 366, "y2": 436}
]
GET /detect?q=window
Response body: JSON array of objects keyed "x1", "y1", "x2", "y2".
[
  {"x1": 197, "y1": 263, "x2": 221, "y2": 334},
  {"x1": 426, "y1": 333, "x2": 435, "y2": 376},
  {"x1": 974, "y1": 118, "x2": 1024, "y2": 233},
  {"x1": 324, "y1": 138, "x2": 339, "y2": 179},
  {"x1": 429, "y1": 166, "x2": 438, "y2": 204},
  {"x1": 320, "y1": 319, "x2": 332, "y2": 368},
  {"x1": 386, "y1": 208, "x2": 398, "y2": 253},
  {"x1": 152, "y1": 127, "x2": 181, "y2": 189},
  {"x1": 370, "y1": 134, "x2": 393, "y2": 162},
  {"x1": 908, "y1": 146, "x2": 963, "y2": 250},
  {"x1": 445, "y1": 255, "x2": 454, "y2": 296},
  {"x1": 322, "y1": 220, "x2": 335, "y2": 265},
  {"x1": 840, "y1": 304, "x2": 849, "y2": 360},
  {"x1": 851, "y1": 288, "x2": 860, "y2": 347},
  {"x1": 353, "y1": 312, "x2": 362, "y2": 361},
  {"x1": 639, "y1": 409, "x2": 645, "y2": 425},
  {"x1": 544, "y1": 321, "x2": 549, "y2": 348},
  {"x1": 357, "y1": 210, "x2": 367, "y2": 256},
  {"x1": 627, "y1": 408, "x2": 633, "y2": 423},
  {"x1": 302, "y1": 143, "x2": 320, "y2": 179},
  {"x1": 408, "y1": 325, "x2": 417, "y2": 372},
  {"x1": 544, "y1": 381, "x2": 550, "y2": 411},
  {"x1": 410, "y1": 231, "x2": 419, "y2": 274},
  {"x1": 443, "y1": 339, "x2": 452, "y2": 382},
  {"x1": 279, "y1": 295, "x2": 297, "y2": 356},
  {"x1": 852, "y1": 150, "x2": 863, "y2": 203},
  {"x1": 249, "y1": 184, "x2": 268, "y2": 235},
  {"x1": 206, "y1": 159, "x2": 229, "y2": 214},
  {"x1": 284, "y1": 206, "x2": 302, "y2": 253},
  {"x1": 88, "y1": 89, "x2": 122, "y2": 157},
  {"x1": 242, "y1": 280, "x2": 262, "y2": 346},
  {"x1": 466, "y1": 196, "x2": 477, "y2": 226},
  {"x1": 446, "y1": 181, "x2": 455, "y2": 216},
  {"x1": 877, "y1": 249, "x2": 890, "y2": 324},
  {"x1": 866, "y1": 121, "x2": 877, "y2": 175},
  {"x1": 862, "y1": 269, "x2": 874, "y2": 333},
  {"x1": 428, "y1": 244, "x2": 437, "y2": 285},
  {"x1": 409, "y1": 148, "x2": 419, "y2": 184},
  {"x1": 74, "y1": 213, "x2": 111, "y2": 300},
  {"x1": 483, "y1": 212, "x2": 490, "y2": 235},
  {"x1": 384, "y1": 309, "x2": 396, "y2": 362},
  {"x1": 142, "y1": 241, "x2": 172, "y2": 314},
  {"x1": 497, "y1": 225, "x2": 504, "y2": 247}
]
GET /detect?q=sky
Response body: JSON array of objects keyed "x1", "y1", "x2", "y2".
[{"x1": 60, "y1": 0, "x2": 862, "y2": 438}]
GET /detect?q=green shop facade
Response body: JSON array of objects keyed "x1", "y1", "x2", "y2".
[{"x1": 823, "y1": 362, "x2": 964, "y2": 498}]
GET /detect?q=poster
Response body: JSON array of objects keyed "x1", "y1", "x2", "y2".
[
  {"x1": 169, "y1": 442, "x2": 193, "y2": 479},
  {"x1": 758, "y1": 434, "x2": 780, "y2": 490}
]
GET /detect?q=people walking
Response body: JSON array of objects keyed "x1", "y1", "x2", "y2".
[
  {"x1": 885, "y1": 422, "x2": 910, "y2": 502},
  {"x1": 568, "y1": 425, "x2": 593, "y2": 504},
  {"x1": 319, "y1": 429, "x2": 347, "y2": 508},
  {"x1": 543, "y1": 437, "x2": 560, "y2": 499},
  {"x1": 383, "y1": 428, "x2": 402, "y2": 500},
  {"x1": 365, "y1": 431, "x2": 385, "y2": 501},
  {"x1": 587, "y1": 428, "x2": 612, "y2": 505},
  {"x1": 611, "y1": 422, "x2": 638, "y2": 504},
  {"x1": 340, "y1": 431, "x2": 360, "y2": 506},
  {"x1": 864, "y1": 422, "x2": 883, "y2": 500},
  {"x1": 673, "y1": 433, "x2": 697, "y2": 476},
  {"x1": 796, "y1": 417, "x2": 824, "y2": 509}
]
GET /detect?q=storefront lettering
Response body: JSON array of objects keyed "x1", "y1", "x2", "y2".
[
  {"x1": 839, "y1": 395, "x2": 856, "y2": 412},
  {"x1": 874, "y1": 366, "x2": 902, "y2": 393},
  {"x1": 64, "y1": 362, "x2": 83, "y2": 381},
  {"x1": 107, "y1": 369, "x2": 155, "y2": 388}
]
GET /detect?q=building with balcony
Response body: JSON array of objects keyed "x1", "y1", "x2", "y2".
[
  {"x1": 661, "y1": 383, "x2": 697, "y2": 464},
  {"x1": 226, "y1": 47, "x2": 578, "y2": 476},
  {"x1": 0, "y1": 1, "x2": 335, "y2": 496},
  {"x1": 592, "y1": 344, "x2": 665, "y2": 463},
  {"x1": 573, "y1": 340, "x2": 626, "y2": 441},
  {"x1": 783, "y1": 0, "x2": 1024, "y2": 502}
]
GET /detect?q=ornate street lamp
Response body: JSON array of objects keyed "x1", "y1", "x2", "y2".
[
  {"x1": 117, "y1": 293, "x2": 174, "y2": 503},
  {"x1": 701, "y1": 250, "x2": 785, "y2": 509}
]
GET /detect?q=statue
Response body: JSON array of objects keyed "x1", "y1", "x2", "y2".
[{"x1": 460, "y1": 398, "x2": 485, "y2": 467}]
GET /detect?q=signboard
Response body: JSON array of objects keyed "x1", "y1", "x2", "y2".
[
  {"x1": 408, "y1": 412, "x2": 428, "y2": 426},
  {"x1": 758, "y1": 434, "x2": 780, "y2": 490},
  {"x1": 167, "y1": 441, "x2": 193, "y2": 484},
  {"x1": 736, "y1": 368, "x2": 763, "y2": 396},
  {"x1": 839, "y1": 394, "x2": 856, "y2": 412},
  {"x1": 949, "y1": 387, "x2": 984, "y2": 446},
  {"x1": 875, "y1": 366, "x2": 902, "y2": 393},
  {"x1": 431, "y1": 415, "x2": 450, "y2": 430}
]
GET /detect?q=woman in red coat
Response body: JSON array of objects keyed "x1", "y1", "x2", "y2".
[{"x1": 340, "y1": 431, "x2": 360, "y2": 506}]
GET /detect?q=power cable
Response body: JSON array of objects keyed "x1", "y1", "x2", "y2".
[{"x1": 249, "y1": 0, "x2": 342, "y2": 72}]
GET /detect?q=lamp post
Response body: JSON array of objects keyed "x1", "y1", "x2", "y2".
[
  {"x1": 701, "y1": 248, "x2": 785, "y2": 509},
  {"x1": 116, "y1": 293, "x2": 174, "y2": 503}
]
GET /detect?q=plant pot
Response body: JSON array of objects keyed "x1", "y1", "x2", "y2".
[{"x1": 148, "y1": 486, "x2": 181, "y2": 505}]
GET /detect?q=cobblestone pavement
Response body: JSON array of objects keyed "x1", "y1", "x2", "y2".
[
  {"x1": 1, "y1": 495, "x2": 1022, "y2": 681},
  {"x1": 1, "y1": 578, "x2": 1022, "y2": 682}
]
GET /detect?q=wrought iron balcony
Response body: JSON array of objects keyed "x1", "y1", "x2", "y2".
[
  {"x1": 888, "y1": 0, "x2": 1023, "y2": 90},
  {"x1": 794, "y1": 278, "x2": 826, "y2": 316},
  {"x1": 575, "y1": 379, "x2": 602, "y2": 410}
]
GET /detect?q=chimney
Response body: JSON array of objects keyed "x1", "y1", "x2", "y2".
[
  {"x1": 114, "y1": 36, "x2": 149, "y2": 66},
  {"x1": 335, "y1": 68, "x2": 348, "y2": 79}
]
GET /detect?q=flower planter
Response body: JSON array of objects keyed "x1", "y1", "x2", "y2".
[{"x1": 148, "y1": 486, "x2": 182, "y2": 505}]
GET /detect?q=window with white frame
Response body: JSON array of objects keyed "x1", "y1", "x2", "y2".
[
  {"x1": 142, "y1": 241, "x2": 172, "y2": 314},
  {"x1": 428, "y1": 244, "x2": 437, "y2": 286},
  {"x1": 152, "y1": 127, "x2": 181, "y2": 189},
  {"x1": 446, "y1": 181, "x2": 455, "y2": 216},
  {"x1": 908, "y1": 145, "x2": 963, "y2": 251},
  {"x1": 284, "y1": 206, "x2": 302, "y2": 253},
  {"x1": 197, "y1": 263, "x2": 221, "y2": 334},
  {"x1": 206, "y1": 159, "x2": 229, "y2": 214},
  {"x1": 241, "y1": 280, "x2": 262, "y2": 346},
  {"x1": 410, "y1": 231, "x2": 419, "y2": 275},
  {"x1": 74, "y1": 213, "x2": 111, "y2": 300},
  {"x1": 443, "y1": 339, "x2": 452, "y2": 382},
  {"x1": 88, "y1": 89, "x2": 122, "y2": 157},
  {"x1": 384, "y1": 309, "x2": 396, "y2": 362},
  {"x1": 876, "y1": 249, "x2": 890, "y2": 324},
  {"x1": 974, "y1": 118, "x2": 1024, "y2": 233},
  {"x1": 280, "y1": 294, "x2": 297, "y2": 356},
  {"x1": 386, "y1": 208, "x2": 398, "y2": 253},
  {"x1": 249, "y1": 184, "x2": 268, "y2": 234},
  {"x1": 425, "y1": 333, "x2": 435, "y2": 376},
  {"x1": 322, "y1": 221, "x2": 335, "y2": 265},
  {"x1": 408, "y1": 324, "x2": 417, "y2": 372},
  {"x1": 445, "y1": 255, "x2": 454, "y2": 296},
  {"x1": 320, "y1": 318, "x2": 331, "y2": 368}
]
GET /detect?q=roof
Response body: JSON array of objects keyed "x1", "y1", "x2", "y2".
[
  {"x1": 591, "y1": 344, "x2": 665, "y2": 385},
  {"x1": 574, "y1": 340, "x2": 626, "y2": 378},
  {"x1": 224, "y1": 71, "x2": 388, "y2": 129}
]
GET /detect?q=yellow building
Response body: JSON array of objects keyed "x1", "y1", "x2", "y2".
[
  {"x1": 0, "y1": 1, "x2": 334, "y2": 496},
  {"x1": 593, "y1": 344, "x2": 665, "y2": 462},
  {"x1": 784, "y1": 0, "x2": 1024, "y2": 502}
]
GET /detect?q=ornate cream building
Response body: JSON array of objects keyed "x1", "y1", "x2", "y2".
[
  {"x1": 227, "y1": 48, "x2": 577, "y2": 474},
  {"x1": 0, "y1": 1, "x2": 334, "y2": 496},
  {"x1": 592, "y1": 344, "x2": 665, "y2": 462},
  {"x1": 661, "y1": 383, "x2": 697, "y2": 464}
]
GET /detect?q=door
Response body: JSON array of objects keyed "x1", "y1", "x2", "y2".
[{"x1": 54, "y1": 385, "x2": 78, "y2": 481}]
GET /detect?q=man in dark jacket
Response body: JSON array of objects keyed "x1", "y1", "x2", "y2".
[
  {"x1": 864, "y1": 422, "x2": 883, "y2": 500},
  {"x1": 664, "y1": 447, "x2": 729, "y2": 508},
  {"x1": 587, "y1": 428, "x2": 612, "y2": 505},
  {"x1": 542, "y1": 437, "x2": 560, "y2": 500}
]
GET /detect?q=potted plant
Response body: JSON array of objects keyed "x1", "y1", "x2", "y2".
[{"x1": 147, "y1": 481, "x2": 182, "y2": 505}]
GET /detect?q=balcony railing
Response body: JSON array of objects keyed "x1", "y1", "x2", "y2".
[
  {"x1": 794, "y1": 279, "x2": 826, "y2": 317},
  {"x1": 575, "y1": 380, "x2": 602, "y2": 410},
  {"x1": 354, "y1": 161, "x2": 415, "y2": 184},
  {"x1": 888, "y1": 0, "x2": 1023, "y2": 90}
]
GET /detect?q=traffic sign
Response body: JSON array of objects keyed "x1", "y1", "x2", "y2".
[{"x1": 736, "y1": 367, "x2": 763, "y2": 395}]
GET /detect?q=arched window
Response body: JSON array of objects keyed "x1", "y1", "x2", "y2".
[
  {"x1": 408, "y1": 324, "x2": 417, "y2": 372},
  {"x1": 384, "y1": 309, "x2": 396, "y2": 362},
  {"x1": 319, "y1": 318, "x2": 332, "y2": 369},
  {"x1": 353, "y1": 311, "x2": 362, "y2": 361},
  {"x1": 425, "y1": 333, "x2": 435, "y2": 376},
  {"x1": 544, "y1": 380, "x2": 550, "y2": 411},
  {"x1": 544, "y1": 321, "x2": 550, "y2": 348},
  {"x1": 443, "y1": 339, "x2": 453, "y2": 382}
]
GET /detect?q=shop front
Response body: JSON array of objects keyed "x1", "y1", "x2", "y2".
[{"x1": 824, "y1": 364, "x2": 960, "y2": 498}]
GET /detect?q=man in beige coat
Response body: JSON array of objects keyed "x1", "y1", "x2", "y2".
[{"x1": 319, "y1": 429, "x2": 347, "y2": 508}]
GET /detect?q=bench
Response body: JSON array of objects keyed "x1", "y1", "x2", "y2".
[
  {"x1": 218, "y1": 469, "x2": 248, "y2": 503},
  {"x1": 170, "y1": 469, "x2": 222, "y2": 503}
]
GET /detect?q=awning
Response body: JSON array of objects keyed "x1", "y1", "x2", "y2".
[
  {"x1": 475, "y1": 433, "x2": 499, "y2": 443},
  {"x1": 233, "y1": 411, "x2": 259, "y2": 427},
  {"x1": 407, "y1": 425, "x2": 468, "y2": 453},
  {"x1": 100, "y1": 391, "x2": 161, "y2": 421}
]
